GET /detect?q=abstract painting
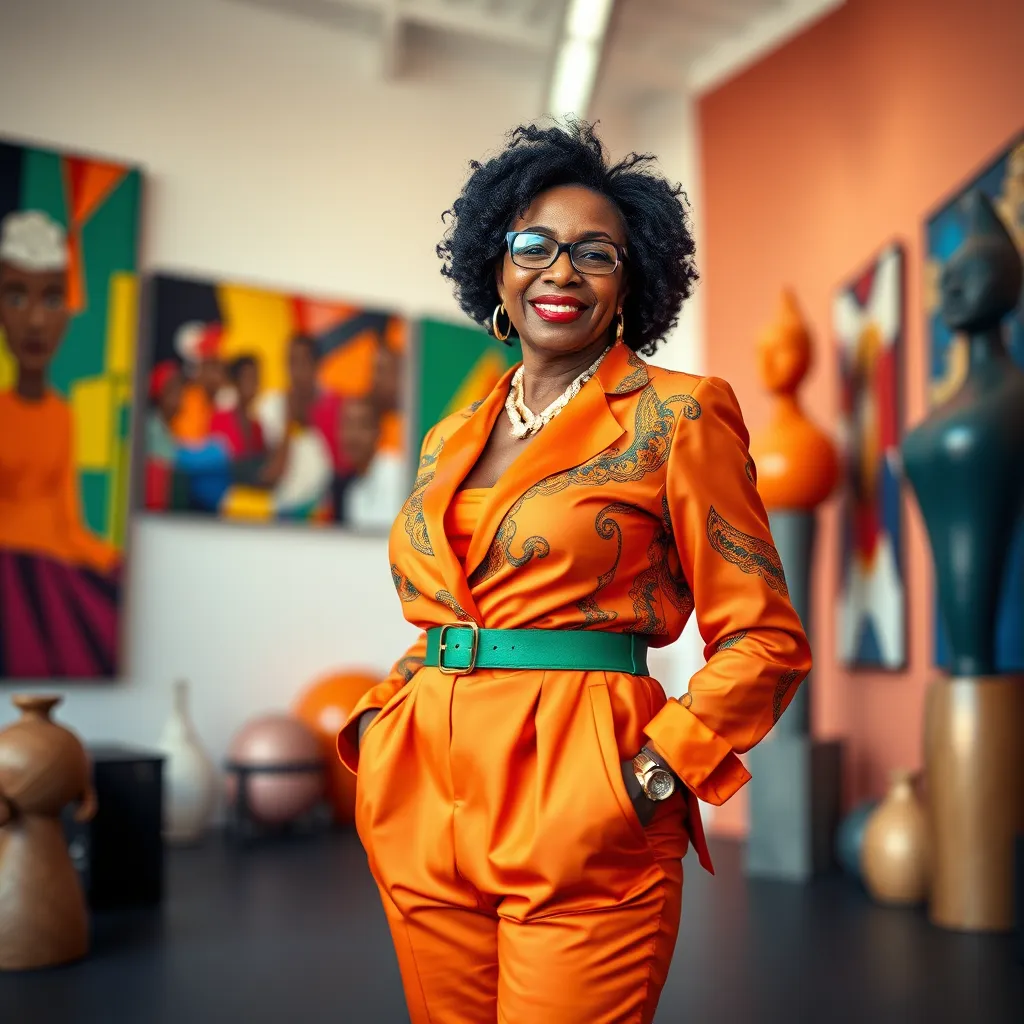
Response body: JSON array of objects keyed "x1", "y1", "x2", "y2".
[
  {"x1": 142, "y1": 273, "x2": 408, "y2": 531},
  {"x1": 0, "y1": 138, "x2": 141, "y2": 680},
  {"x1": 924, "y1": 131, "x2": 1024, "y2": 672},
  {"x1": 415, "y1": 318, "x2": 521, "y2": 450},
  {"x1": 834, "y1": 242, "x2": 906, "y2": 670}
]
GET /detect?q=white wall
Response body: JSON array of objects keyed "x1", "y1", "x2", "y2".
[{"x1": 0, "y1": 0, "x2": 705, "y2": 795}]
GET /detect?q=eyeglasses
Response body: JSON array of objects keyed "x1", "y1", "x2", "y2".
[{"x1": 505, "y1": 231, "x2": 625, "y2": 276}]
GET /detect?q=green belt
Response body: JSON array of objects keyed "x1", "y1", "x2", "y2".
[{"x1": 424, "y1": 624, "x2": 649, "y2": 676}]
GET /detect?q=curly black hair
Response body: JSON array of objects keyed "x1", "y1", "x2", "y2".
[{"x1": 437, "y1": 120, "x2": 698, "y2": 357}]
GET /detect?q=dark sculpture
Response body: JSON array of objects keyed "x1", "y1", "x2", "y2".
[{"x1": 900, "y1": 190, "x2": 1024, "y2": 676}]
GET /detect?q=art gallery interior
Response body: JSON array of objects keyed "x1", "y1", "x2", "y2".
[{"x1": 1, "y1": 0, "x2": 1023, "y2": 1021}]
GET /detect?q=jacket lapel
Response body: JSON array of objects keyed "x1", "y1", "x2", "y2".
[{"x1": 463, "y1": 343, "x2": 649, "y2": 581}]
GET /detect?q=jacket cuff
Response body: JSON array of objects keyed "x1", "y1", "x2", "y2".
[
  {"x1": 336, "y1": 683, "x2": 399, "y2": 774},
  {"x1": 644, "y1": 699, "x2": 752, "y2": 806}
]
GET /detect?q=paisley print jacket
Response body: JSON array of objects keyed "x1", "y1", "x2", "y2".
[{"x1": 339, "y1": 342, "x2": 811, "y2": 873}]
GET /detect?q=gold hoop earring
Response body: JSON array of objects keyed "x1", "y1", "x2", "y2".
[
  {"x1": 492, "y1": 302, "x2": 512, "y2": 343},
  {"x1": 615, "y1": 311, "x2": 624, "y2": 343}
]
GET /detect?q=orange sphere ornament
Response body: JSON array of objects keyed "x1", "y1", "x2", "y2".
[
  {"x1": 293, "y1": 671, "x2": 379, "y2": 824},
  {"x1": 749, "y1": 290, "x2": 840, "y2": 510}
]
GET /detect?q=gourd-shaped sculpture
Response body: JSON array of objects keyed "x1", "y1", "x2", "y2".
[
  {"x1": 0, "y1": 695, "x2": 96, "y2": 971},
  {"x1": 749, "y1": 289, "x2": 840, "y2": 734},
  {"x1": 745, "y1": 291, "x2": 841, "y2": 882},
  {"x1": 900, "y1": 190, "x2": 1024, "y2": 932}
]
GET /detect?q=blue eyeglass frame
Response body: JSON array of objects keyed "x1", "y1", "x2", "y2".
[{"x1": 504, "y1": 231, "x2": 626, "y2": 274}]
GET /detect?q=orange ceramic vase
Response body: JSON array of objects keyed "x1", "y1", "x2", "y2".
[{"x1": 748, "y1": 290, "x2": 840, "y2": 511}]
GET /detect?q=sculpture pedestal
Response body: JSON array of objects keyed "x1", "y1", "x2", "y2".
[
  {"x1": 766, "y1": 510, "x2": 814, "y2": 736},
  {"x1": 745, "y1": 736, "x2": 843, "y2": 882},
  {"x1": 745, "y1": 508, "x2": 839, "y2": 882},
  {"x1": 925, "y1": 674, "x2": 1024, "y2": 932}
]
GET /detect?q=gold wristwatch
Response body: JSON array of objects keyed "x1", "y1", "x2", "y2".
[{"x1": 632, "y1": 747, "x2": 675, "y2": 801}]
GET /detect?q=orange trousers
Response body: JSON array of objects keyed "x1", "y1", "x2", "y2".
[{"x1": 355, "y1": 666, "x2": 690, "y2": 1024}]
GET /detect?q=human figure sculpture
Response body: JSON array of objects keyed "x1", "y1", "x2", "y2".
[
  {"x1": 0, "y1": 695, "x2": 96, "y2": 971},
  {"x1": 902, "y1": 188, "x2": 1024, "y2": 934},
  {"x1": 749, "y1": 289, "x2": 839, "y2": 734},
  {"x1": 900, "y1": 190, "x2": 1024, "y2": 677}
]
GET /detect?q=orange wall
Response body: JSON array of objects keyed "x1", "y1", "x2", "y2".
[{"x1": 698, "y1": 0, "x2": 1024, "y2": 837}]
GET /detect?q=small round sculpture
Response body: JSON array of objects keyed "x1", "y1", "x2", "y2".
[
  {"x1": 293, "y1": 671, "x2": 378, "y2": 824},
  {"x1": 0, "y1": 695, "x2": 96, "y2": 971},
  {"x1": 224, "y1": 714, "x2": 324, "y2": 827},
  {"x1": 861, "y1": 771, "x2": 929, "y2": 907}
]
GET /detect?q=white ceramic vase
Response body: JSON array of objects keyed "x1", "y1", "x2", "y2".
[{"x1": 158, "y1": 680, "x2": 217, "y2": 845}]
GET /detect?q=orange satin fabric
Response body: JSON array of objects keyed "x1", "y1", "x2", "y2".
[
  {"x1": 338, "y1": 343, "x2": 811, "y2": 1023},
  {"x1": 445, "y1": 487, "x2": 489, "y2": 568},
  {"x1": 0, "y1": 390, "x2": 118, "y2": 572}
]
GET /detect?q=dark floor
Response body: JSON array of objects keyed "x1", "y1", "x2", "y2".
[{"x1": 1, "y1": 830, "x2": 1021, "y2": 1024}]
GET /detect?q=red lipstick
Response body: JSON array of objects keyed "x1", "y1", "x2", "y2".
[{"x1": 529, "y1": 294, "x2": 589, "y2": 324}]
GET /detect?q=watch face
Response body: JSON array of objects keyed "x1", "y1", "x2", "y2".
[{"x1": 646, "y1": 768, "x2": 675, "y2": 801}]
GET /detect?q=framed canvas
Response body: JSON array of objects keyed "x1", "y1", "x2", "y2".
[
  {"x1": 141, "y1": 272, "x2": 408, "y2": 532},
  {"x1": 414, "y1": 318, "x2": 521, "y2": 451},
  {"x1": 0, "y1": 138, "x2": 141, "y2": 680},
  {"x1": 924, "y1": 132, "x2": 1024, "y2": 672},
  {"x1": 834, "y1": 241, "x2": 906, "y2": 670}
]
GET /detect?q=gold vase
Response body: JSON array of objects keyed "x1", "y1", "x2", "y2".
[
  {"x1": 924, "y1": 674, "x2": 1024, "y2": 932},
  {"x1": 861, "y1": 770, "x2": 929, "y2": 906}
]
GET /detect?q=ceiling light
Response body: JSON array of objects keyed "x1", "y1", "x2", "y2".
[{"x1": 547, "y1": 0, "x2": 615, "y2": 119}]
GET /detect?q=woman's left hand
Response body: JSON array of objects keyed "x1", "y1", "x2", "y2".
[{"x1": 620, "y1": 760, "x2": 657, "y2": 827}]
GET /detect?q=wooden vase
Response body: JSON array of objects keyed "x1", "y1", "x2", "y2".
[
  {"x1": 861, "y1": 770, "x2": 929, "y2": 906},
  {"x1": 0, "y1": 695, "x2": 96, "y2": 971}
]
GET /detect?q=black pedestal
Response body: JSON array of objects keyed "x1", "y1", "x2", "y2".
[
  {"x1": 62, "y1": 744, "x2": 165, "y2": 910},
  {"x1": 745, "y1": 736, "x2": 844, "y2": 883},
  {"x1": 222, "y1": 759, "x2": 329, "y2": 845}
]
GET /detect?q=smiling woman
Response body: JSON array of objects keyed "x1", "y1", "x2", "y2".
[
  {"x1": 437, "y1": 120, "x2": 699, "y2": 359},
  {"x1": 337, "y1": 120, "x2": 812, "y2": 1024}
]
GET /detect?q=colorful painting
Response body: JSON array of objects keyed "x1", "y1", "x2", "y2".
[
  {"x1": 142, "y1": 274, "x2": 408, "y2": 531},
  {"x1": 415, "y1": 318, "x2": 521, "y2": 450},
  {"x1": 924, "y1": 132, "x2": 1024, "y2": 672},
  {"x1": 0, "y1": 139, "x2": 140, "y2": 680},
  {"x1": 834, "y1": 242, "x2": 906, "y2": 670}
]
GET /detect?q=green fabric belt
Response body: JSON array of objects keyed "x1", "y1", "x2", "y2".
[{"x1": 424, "y1": 625, "x2": 649, "y2": 675}]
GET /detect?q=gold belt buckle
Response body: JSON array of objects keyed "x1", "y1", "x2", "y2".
[{"x1": 438, "y1": 621, "x2": 480, "y2": 676}]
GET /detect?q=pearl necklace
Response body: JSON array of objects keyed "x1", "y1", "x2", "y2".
[{"x1": 504, "y1": 346, "x2": 611, "y2": 440}]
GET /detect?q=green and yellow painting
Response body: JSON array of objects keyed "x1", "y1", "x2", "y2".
[
  {"x1": 415, "y1": 318, "x2": 521, "y2": 451},
  {"x1": 0, "y1": 138, "x2": 140, "y2": 680}
]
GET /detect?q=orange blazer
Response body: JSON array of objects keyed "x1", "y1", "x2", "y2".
[{"x1": 338, "y1": 342, "x2": 811, "y2": 874}]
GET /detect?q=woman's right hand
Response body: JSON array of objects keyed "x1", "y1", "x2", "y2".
[{"x1": 357, "y1": 709, "x2": 381, "y2": 749}]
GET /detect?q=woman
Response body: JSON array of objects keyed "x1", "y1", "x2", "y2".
[
  {"x1": 337, "y1": 122, "x2": 811, "y2": 1024},
  {"x1": 0, "y1": 209, "x2": 121, "y2": 678},
  {"x1": 336, "y1": 344, "x2": 409, "y2": 529},
  {"x1": 209, "y1": 355, "x2": 267, "y2": 461}
]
